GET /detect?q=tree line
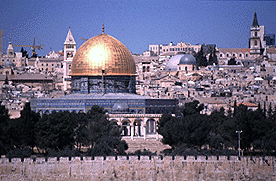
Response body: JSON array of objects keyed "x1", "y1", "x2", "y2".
[
  {"x1": 1, "y1": 100, "x2": 275, "y2": 158},
  {"x1": 0, "y1": 103, "x2": 128, "y2": 158},
  {"x1": 158, "y1": 100, "x2": 276, "y2": 156}
]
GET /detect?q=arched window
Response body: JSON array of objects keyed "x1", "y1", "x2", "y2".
[
  {"x1": 146, "y1": 119, "x2": 156, "y2": 134},
  {"x1": 255, "y1": 40, "x2": 257, "y2": 46},
  {"x1": 122, "y1": 121, "x2": 131, "y2": 136},
  {"x1": 134, "y1": 120, "x2": 142, "y2": 136}
]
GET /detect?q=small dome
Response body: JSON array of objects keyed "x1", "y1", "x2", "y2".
[
  {"x1": 179, "y1": 54, "x2": 196, "y2": 65},
  {"x1": 5, "y1": 61, "x2": 14, "y2": 67},
  {"x1": 112, "y1": 101, "x2": 129, "y2": 113},
  {"x1": 165, "y1": 54, "x2": 196, "y2": 71}
]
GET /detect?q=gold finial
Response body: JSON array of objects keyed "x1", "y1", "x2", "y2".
[{"x1": 102, "y1": 24, "x2": 105, "y2": 34}]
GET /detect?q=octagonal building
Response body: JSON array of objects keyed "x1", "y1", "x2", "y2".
[{"x1": 71, "y1": 29, "x2": 136, "y2": 93}]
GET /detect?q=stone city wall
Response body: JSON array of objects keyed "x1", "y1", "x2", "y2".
[{"x1": 0, "y1": 156, "x2": 275, "y2": 180}]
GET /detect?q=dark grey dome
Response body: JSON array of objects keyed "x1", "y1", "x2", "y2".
[
  {"x1": 165, "y1": 54, "x2": 196, "y2": 71},
  {"x1": 179, "y1": 54, "x2": 196, "y2": 65},
  {"x1": 112, "y1": 101, "x2": 129, "y2": 113},
  {"x1": 5, "y1": 61, "x2": 14, "y2": 67}
]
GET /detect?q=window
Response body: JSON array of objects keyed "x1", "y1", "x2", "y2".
[
  {"x1": 255, "y1": 40, "x2": 257, "y2": 46},
  {"x1": 246, "y1": 54, "x2": 248, "y2": 57},
  {"x1": 255, "y1": 32, "x2": 257, "y2": 37},
  {"x1": 220, "y1": 54, "x2": 222, "y2": 57},
  {"x1": 66, "y1": 45, "x2": 74, "y2": 49},
  {"x1": 239, "y1": 54, "x2": 242, "y2": 57},
  {"x1": 226, "y1": 54, "x2": 229, "y2": 57},
  {"x1": 233, "y1": 54, "x2": 235, "y2": 57}
]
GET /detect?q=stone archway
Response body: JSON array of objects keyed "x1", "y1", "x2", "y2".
[
  {"x1": 133, "y1": 119, "x2": 143, "y2": 136},
  {"x1": 121, "y1": 119, "x2": 131, "y2": 136},
  {"x1": 146, "y1": 118, "x2": 156, "y2": 134}
]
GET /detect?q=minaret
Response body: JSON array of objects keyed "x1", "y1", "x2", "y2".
[
  {"x1": 249, "y1": 12, "x2": 263, "y2": 58},
  {"x1": 63, "y1": 27, "x2": 76, "y2": 91}
]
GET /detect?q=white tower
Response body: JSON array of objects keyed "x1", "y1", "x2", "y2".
[
  {"x1": 7, "y1": 42, "x2": 14, "y2": 58},
  {"x1": 63, "y1": 27, "x2": 76, "y2": 91}
]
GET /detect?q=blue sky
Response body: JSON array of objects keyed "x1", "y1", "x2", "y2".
[{"x1": 1, "y1": 0, "x2": 275, "y2": 56}]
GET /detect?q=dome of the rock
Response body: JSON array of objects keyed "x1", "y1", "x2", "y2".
[{"x1": 71, "y1": 32, "x2": 136, "y2": 76}]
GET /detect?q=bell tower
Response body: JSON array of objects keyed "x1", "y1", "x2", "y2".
[
  {"x1": 249, "y1": 12, "x2": 263, "y2": 58},
  {"x1": 63, "y1": 27, "x2": 76, "y2": 91}
]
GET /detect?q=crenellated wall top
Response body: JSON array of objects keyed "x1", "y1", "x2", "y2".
[{"x1": 0, "y1": 155, "x2": 275, "y2": 164}]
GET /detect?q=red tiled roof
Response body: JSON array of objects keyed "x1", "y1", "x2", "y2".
[
  {"x1": 208, "y1": 100, "x2": 226, "y2": 104},
  {"x1": 237, "y1": 102, "x2": 258, "y2": 107},
  {"x1": 218, "y1": 48, "x2": 250, "y2": 53},
  {"x1": 267, "y1": 47, "x2": 276, "y2": 54}
]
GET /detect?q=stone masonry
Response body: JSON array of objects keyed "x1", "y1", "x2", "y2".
[{"x1": 0, "y1": 156, "x2": 275, "y2": 180}]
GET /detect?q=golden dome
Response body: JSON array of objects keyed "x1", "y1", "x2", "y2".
[{"x1": 71, "y1": 33, "x2": 136, "y2": 76}]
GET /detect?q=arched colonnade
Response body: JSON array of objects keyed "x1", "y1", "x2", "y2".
[{"x1": 109, "y1": 114, "x2": 162, "y2": 140}]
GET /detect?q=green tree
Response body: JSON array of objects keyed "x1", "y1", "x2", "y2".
[
  {"x1": 195, "y1": 47, "x2": 208, "y2": 67},
  {"x1": 157, "y1": 114, "x2": 182, "y2": 148},
  {"x1": 0, "y1": 102, "x2": 11, "y2": 155},
  {"x1": 36, "y1": 111, "x2": 76, "y2": 152},
  {"x1": 9, "y1": 103, "x2": 40, "y2": 151},
  {"x1": 74, "y1": 112, "x2": 87, "y2": 151},
  {"x1": 85, "y1": 105, "x2": 128, "y2": 156},
  {"x1": 207, "y1": 108, "x2": 236, "y2": 150},
  {"x1": 208, "y1": 46, "x2": 218, "y2": 65},
  {"x1": 158, "y1": 101, "x2": 208, "y2": 149},
  {"x1": 228, "y1": 58, "x2": 236, "y2": 65}
]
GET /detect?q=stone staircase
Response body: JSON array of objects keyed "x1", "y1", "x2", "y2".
[{"x1": 123, "y1": 137, "x2": 171, "y2": 154}]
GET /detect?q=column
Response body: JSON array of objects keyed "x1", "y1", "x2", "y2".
[
  {"x1": 143, "y1": 126, "x2": 146, "y2": 140},
  {"x1": 130, "y1": 119, "x2": 134, "y2": 140},
  {"x1": 155, "y1": 118, "x2": 158, "y2": 140},
  {"x1": 144, "y1": 117, "x2": 147, "y2": 140}
]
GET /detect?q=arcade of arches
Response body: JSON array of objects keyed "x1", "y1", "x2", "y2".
[{"x1": 109, "y1": 113, "x2": 162, "y2": 140}]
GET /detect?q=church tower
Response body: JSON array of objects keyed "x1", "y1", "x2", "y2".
[
  {"x1": 249, "y1": 12, "x2": 264, "y2": 58},
  {"x1": 63, "y1": 27, "x2": 76, "y2": 91}
]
